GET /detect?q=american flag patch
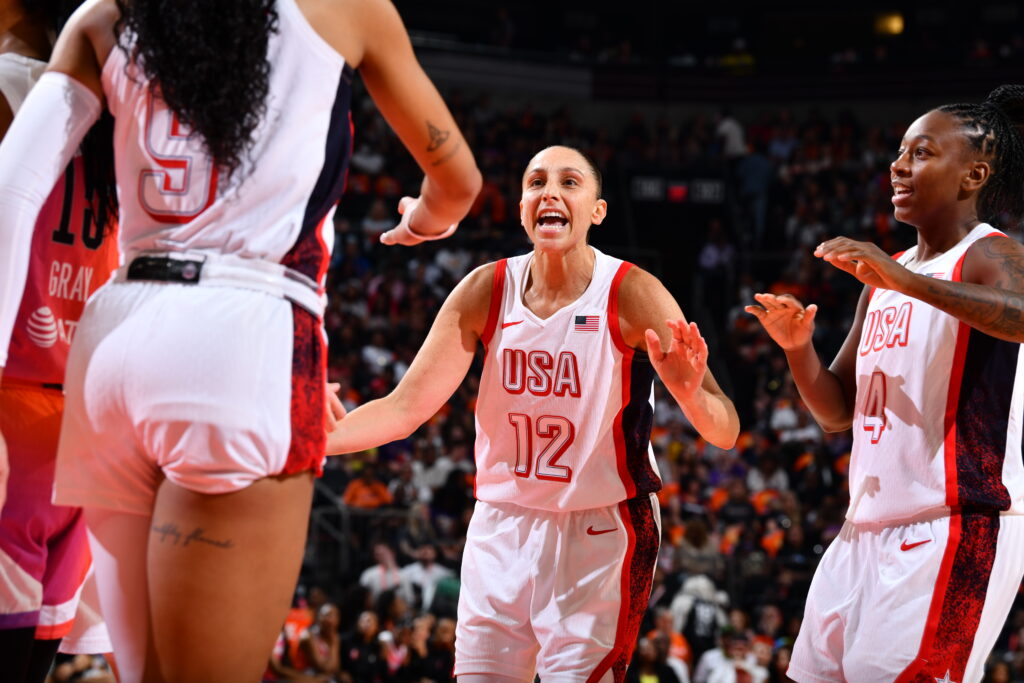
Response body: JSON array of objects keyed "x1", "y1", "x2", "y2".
[{"x1": 574, "y1": 315, "x2": 600, "y2": 332}]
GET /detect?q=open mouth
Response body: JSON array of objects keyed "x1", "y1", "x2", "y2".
[
  {"x1": 537, "y1": 210, "x2": 569, "y2": 229},
  {"x1": 891, "y1": 184, "x2": 912, "y2": 206}
]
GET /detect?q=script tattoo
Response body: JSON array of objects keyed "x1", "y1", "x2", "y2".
[
  {"x1": 426, "y1": 121, "x2": 450, "y2": 152},
  {"x1": 921, "y1": 237, "x2": 1024, "y2": 340},
  {"x1": 152, "y1": 522, "x2": 235, "y2": 550}
]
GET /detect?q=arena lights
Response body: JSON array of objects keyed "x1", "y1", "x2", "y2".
[{"x1": 875, "y1": 12, "x2": 904, "y2": 35}]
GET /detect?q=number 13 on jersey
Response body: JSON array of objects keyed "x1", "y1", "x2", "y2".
[{"x1": 508, "y1": 413, "x2": 576, "y2": 482}]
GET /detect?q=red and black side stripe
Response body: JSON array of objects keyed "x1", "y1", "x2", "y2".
[
  {"x1": 895, "y1": 512, "x2": 1000, "y2": 682},
  {"x1": 607, "y1": 262, "x2": 660, "y2": 498},
  {"x1": 587, "y1": 495, "x2": 660, "y2": 683},
  {"x1": 943, "y1": 238, "x2": 1015, "y2": 511},
  {"x1": 281, "y1": 63, "x2": 355, "y2": 283},
  {"x1": 279, "y1": 64, "x2": 353, "y2": 476},
  {"x1": 282, "y1": 307, "x2": 327, "y2": 476},
  {"x1": 954, "y1": 330, "x2": 1017, "y2": 509}
]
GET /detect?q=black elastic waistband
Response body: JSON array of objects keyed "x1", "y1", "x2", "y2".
[{"x1": 126, "y1": 256, "x2": 203, "y2": 283}]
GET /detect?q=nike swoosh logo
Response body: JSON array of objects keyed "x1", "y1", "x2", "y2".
[
  {"x1": 501, "y1": 320, "x2": 524, "y2": 329},
  {"x1": 587, "y1": 526, "x2": 616, "y2": 536},
  {"x1": 900, "y1": 539, "x2": 931, "y2": 551}
]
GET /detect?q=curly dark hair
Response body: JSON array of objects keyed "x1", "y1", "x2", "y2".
[
  {"x1": 114, "y1": 0, "x2": 279, "y2": 178},
  {"x1": 938, "y1": 84, "x2": 1024, "y2": 227}
]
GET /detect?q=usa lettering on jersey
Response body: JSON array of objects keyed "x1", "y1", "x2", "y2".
[
  {"x1": 501, "y1": 348, "x2": 581, "y2": 397},
  {"x1": 859, "y1": 301, "x2": 912, "y2": 356}
]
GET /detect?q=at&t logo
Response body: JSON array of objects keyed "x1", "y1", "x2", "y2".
[
  {"x1": 24, "y1": 306, "x2": 78, "y2": 348},
  {"x1": 26, "y1": 307, "x2": 58, "y2": 348}
]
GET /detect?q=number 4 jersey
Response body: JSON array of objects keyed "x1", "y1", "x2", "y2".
[
  {"x1": 1, "y1": 54, "x2": 118, "y2": 385},
  {"x1": 849, "y1": 223, "x2": 1024, "y2": 524},
  {"x1": 473, "y1": 248, "x2": 662, "y2": 512}
]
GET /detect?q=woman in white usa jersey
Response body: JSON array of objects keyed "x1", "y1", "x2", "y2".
[
  {"x1": 0, "y1": 0, "x2": 481, "y2": 680},
  {"x1": 748, "y1": 85, "x2": 1024, "y2": 682},
  {"x1": 326, "y1": 145, "x2": 739, "y2": 683}
]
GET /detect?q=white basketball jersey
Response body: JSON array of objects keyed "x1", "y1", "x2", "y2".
[
  {"x1": 101, "y1": 0, "x2": 352, "y2": 284},
  {"x1": 473, "y1": 248, "x2": 662, "y2": 511},
  {"x1": 849, "y1": 223, "x2": 1024, "y2": 523}
]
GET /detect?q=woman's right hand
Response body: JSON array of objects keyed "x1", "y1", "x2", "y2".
[
  {"x1": 380, "y1": 196, "x2": 457, "y2": 246},
  {"x1": 744, "y1": 293, "x2": 818, "y2": 351}
]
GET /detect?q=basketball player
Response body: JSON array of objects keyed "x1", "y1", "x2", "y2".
[
  {"x1": 747, "y1": 86, "x2": 1024, "y2": 682},
  {"x1": 0, "y1": 2, "x2": 118, "y2": 681},
  {"x1": 326, "y1": 145, "x2": 740, "y2": 683},
  {"x1": 0, "y1": 0, "x2": 480, "y2": 681}
]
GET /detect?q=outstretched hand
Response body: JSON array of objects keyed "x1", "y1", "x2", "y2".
[
  {"x1": 814, "y1": 237, "x2": 911, "y2": 292},
  {"x1": 745, "y1": 293, "x2": 817, "y2": 351},
  {"x1": 380, "y1": 196, "x2": 456, "y2": 246},
  {"x1": 646, "y1": 319, "x2": 708, "y2": 401}
]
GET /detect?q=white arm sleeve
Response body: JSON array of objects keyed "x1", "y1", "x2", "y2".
[{"x1": 0, "y1": 71, "x2": 101, "y2": 367}]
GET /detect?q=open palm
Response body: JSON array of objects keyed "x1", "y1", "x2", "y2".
[
  {"x1": 646, "y1": 319, "x2": 708, "y2": 399},
  {"x1": 745, "y1": 293, "x2": 817, "y2": 350}
]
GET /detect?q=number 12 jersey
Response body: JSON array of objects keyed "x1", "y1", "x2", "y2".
[{"x1": 473, "y1": 248, "x2": 662, "y2": 512}]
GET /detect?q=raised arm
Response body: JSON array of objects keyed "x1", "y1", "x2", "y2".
[
  {"x1": 745, "y1": 288, "x2": 866, "y2": 432},
  {"x1": 816, "y1": 235, "x2": 1024, "y2": 343},
  {"x1": 618, "y1": 267, "x2": 739, "y2": 449},
  {"x1": 354, "y1": 0, "x2": 481, "y2": 244},
  {"x1": 324, "y1": 264, "x2": 494, "y2": 455}
]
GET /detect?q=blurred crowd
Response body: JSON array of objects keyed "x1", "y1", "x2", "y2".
[
  {"x1": 260, "y1": 88, "x2": 1024, "y2": 683},
  {"x1": 396, "y1": 2, "x2": 1024, "y2": 78}
]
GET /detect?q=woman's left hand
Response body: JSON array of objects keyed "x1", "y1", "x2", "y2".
[
  {"x1": 814, "y1": 237, "x2": 914, "y2": 292},
  {"x1": 646, "y1": 319, "x2": 708, "y2": 401}
]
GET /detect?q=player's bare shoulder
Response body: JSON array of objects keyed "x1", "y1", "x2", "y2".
[
  {"x1": 295, "y1": 0, "x2": 410, "y2": 70},
  {"x1": 451, "y1": 262, "x2": 498, "y2": 323},
  {"x1": 615, "y1": 265, "x2": 684, "y2": 349},
  {"x1": 292, "y1": 0, "x2": 366, "y2": 66},
  {"x1": 961, "y1": 232, "x2": 1024, "y2": 292},
  {"x1": 427, "y1": 261, "x2": 498, "y2": 342}
]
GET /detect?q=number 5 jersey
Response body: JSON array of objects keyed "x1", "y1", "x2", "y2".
[
  {"x1": 101, "y1": 0, "x2": 353, "y2": 286},
  {"x1": 850, "y1": 223, "x2": 1024, "y2": 524},
  {"x1": 473, "y1": 248, "x2": 663, "y2": 511}
]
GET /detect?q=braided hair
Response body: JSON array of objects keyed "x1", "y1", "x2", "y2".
[
  {"x1": 114, "y1": 0, "x2": 279, "y2": 178},
  {"x1": 938, "y1": 84, "x2": 1024, "y2": 227}
]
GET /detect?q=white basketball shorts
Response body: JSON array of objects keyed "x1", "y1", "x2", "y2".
[
  {"x1": 789, "y1": 511, "x2": 1024, "y2": 683},
  {"x1": 455, "y1": 494, "x2": 660, "y2": 683},
  {"x1": 54, "y1": 279, "x2": 327, "y2": 515}
]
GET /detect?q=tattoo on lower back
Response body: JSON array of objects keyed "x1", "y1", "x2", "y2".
[
  {"x1": 426, "y1": 121, "x2": 450, "y2": 152},
  {"x1": 151, "y1": 522, "x2": 235, "y2": 550}
]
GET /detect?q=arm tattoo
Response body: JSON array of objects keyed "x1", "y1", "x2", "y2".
[
  {"x1": 426, "y1": 121, "x2": 450, "y2": 152},
  {"x1": 431, "y1": 140, "x2": 462, "y2": 167},
  {"x1": 917, "y1": 239, "x2": 1024, "y2": 341},
  {"x1": 978, "y1": 237, "x2": 1024, "y2": 291}
]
